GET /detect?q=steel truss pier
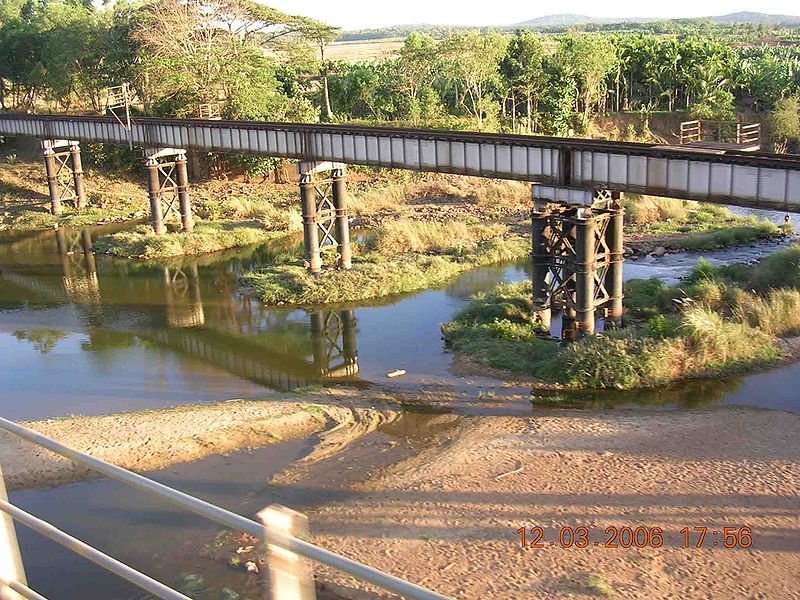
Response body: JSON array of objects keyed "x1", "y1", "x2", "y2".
[
  {"x1": 298, "y1": 161, "x2": 352, "y2": 273},
  {"x1": 144, "y1": 148, "x2": 193, "y2": 234},
  {"x1": 531, "y1": 186, "x2": 624, "y2": 340},
  {"x1": 41, "y1": 139, "x2": 86, "y2": 214}
]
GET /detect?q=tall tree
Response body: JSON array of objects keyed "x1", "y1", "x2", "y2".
[{"x1": 441, "y1": 30, "x2": 507, "y2": 130}]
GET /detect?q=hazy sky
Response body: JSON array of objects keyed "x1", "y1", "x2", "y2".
[{"x1": 264, "y1": 0, "x2": 800, "y2": 30}]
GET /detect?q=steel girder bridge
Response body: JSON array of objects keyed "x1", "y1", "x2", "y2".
[{"x1": 2, "y1": 113, "x2": 800, "y2": 338}]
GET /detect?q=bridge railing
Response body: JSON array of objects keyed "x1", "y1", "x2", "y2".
[{"x1": 0, "y1": 416, "x2": 450, "y2": 600}]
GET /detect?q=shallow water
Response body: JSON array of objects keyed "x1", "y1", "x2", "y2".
[{"x1": 1, "y1": 225, "x2": 798, "y2": 421}]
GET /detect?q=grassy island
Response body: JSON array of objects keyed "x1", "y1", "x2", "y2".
[
  {"x1": 243, "y1": 219, "x2": 529, "y2": 305},
  {"x1": 443, "y1": 243, "x2": 800, "y2": 390}
]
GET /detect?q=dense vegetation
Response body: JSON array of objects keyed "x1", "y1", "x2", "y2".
[
  {"x1": 443, "y1": 245, "x2": 800, "y2": 389},
  {"x1": 2, "y1": 0, "x2": 800, "y2": 152}
]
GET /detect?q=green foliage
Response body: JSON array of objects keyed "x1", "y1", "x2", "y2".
[
  {"x1": 770, "y1": 95, "x2": 800, "y2": 152},
  {"x1": 749, "y1": 242, "x2": 800, "y2": 290}
]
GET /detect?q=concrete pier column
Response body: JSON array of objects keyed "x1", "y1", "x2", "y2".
[
  {"x1": 300, "y1": 174, "x2": 322, "y2": 274},
  {"x1": 69, "y1": 143, "x2": 86, "y2": 210},
  {"x1": 574, "y1": 208, "x2": 597, "y2": 338},
  {"x1": 332, "y1": 167, "x2": 352, "y2": 270},
  {"x1": 43, "y1": 146, "x2": 62, "y2": 215},
  {"x1": 531, "y1": 202, "x2": 551, "y2": 333},
  {"x1": 145, "y1": 158, "x2": 166, "y2": 235},
  {"x1": 175, "y1": 152, "x2": 193, "y2": 232},
  {"x1": 605, "y1": 202, "x2": 625, "y2": 328}
]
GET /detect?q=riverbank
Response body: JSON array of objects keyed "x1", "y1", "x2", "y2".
[
  {"x1": 443, "y1": 243, "x2": 800, "y2": 390},
  {"x1": 0, "y1": 389, "x2": 400, "y2": 490},
  {"x1": 207, "y1": 406, "x2": 800, "y2": 599}
]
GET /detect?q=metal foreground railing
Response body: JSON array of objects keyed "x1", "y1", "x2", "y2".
[{"x1": 0, "y1": 416, "x2": 450, "y2": 600}]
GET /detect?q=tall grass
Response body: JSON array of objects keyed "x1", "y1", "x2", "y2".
[
  {"x1": 735, "y1": 289, "x2": 800, "y2": 337},
  {"x1": 375, "y1": 219, "x2": 506, "y2": 254},
  {"x1": 750, "y1": 243, "x2": 800, "y2": 291}
]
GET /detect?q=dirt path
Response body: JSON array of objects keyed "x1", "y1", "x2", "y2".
[
  {"x1": 272, "y1": 406, "x2": 800, "y2": 599},
  {"x1": 0, "y1": 389, "x2": 400, "y2": 490}
]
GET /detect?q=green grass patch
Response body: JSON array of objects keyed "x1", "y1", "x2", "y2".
[
  {"x1": 672, "y1": 221, "x2": 782, "y2": 251},
  {"x1": 93, "y1": 222, "x2": 282, "y2": 259},
  {"x1": 621, "y1": 196, "x2": 788, "y2": 248},
  {"x1": 244, "y1": 235, "x2": 529, "y2": 305},
  {"x1": 442, "y1": 249, "x2": 800, "y2": 390}
]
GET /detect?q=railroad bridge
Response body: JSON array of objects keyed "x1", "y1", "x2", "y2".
[{"x1": 2, "y1": 113, "x2": 800, "y2": 339}]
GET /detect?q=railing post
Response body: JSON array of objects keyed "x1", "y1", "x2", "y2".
[
  {"x1": 258, "y1": 505, "x2": 316, "y2": 600},
  {"x1": 0, "y1": 463, "x2": 27, "y2": 600}
]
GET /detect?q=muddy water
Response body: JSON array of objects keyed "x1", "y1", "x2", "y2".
[{"x1": 1, "y1": 222, "x2": 799, "y2": 598}]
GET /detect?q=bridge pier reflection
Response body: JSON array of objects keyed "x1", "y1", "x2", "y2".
[
  {"x1": 54, "y1": 227, "x2": 100, "y2": 303},
  {"x1": 531, "y1": 186, "x2": 625, "y2": 340},
  {"x1": 309, "y1": 309, "x2": 359, "y2": 378},
  {"x1": 162, "y1": 264, "x2": 205, "y2": 328}
]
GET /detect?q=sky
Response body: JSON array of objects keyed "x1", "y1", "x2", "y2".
[{"x1": 263, "y1": 0, "x2": 800, "y2": 30}]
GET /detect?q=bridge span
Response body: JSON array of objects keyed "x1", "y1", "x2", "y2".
[
  {"x1": 2, "y1": 112, "x2": 799, "y2": 340},
  {"x1": 2, "y1": 113, "x2": 800, "y2": 210}
]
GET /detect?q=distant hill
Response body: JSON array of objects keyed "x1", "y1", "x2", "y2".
[
  {"x1": 513, "y1": 12, "x2": 800, "y2": 28},
  {"x1": 709, "y1": 11, "x2": 800, "y2": 25},
  {"x1": 340, "y1": 12, "x2": 800, "y2": 41},
  {"x1": 514, "y1": 14, "x2": 660, "y2": 27}
]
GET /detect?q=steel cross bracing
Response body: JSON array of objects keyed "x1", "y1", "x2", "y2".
[
  {"x1": 5, "y1": 113, "x2": 800, "y2": 212},
  {"x1": 51, "y1": 149, "x2": 78, "y2": 204},
  {"x1": 152, "y1": 159, "x2": 181, "y2": 221},
  {"x1": 311, "y1": 175, "x2": 339, "y2": 252},
  {"x1": 310, "y1": 309, "x2": 358, "y2": 378},
  {"x1": 538, "y1": 207, "x2": 613, "y2": 312}
]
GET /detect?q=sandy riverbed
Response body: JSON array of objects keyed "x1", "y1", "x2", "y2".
[
  {"x1": 247, "y1": 406, "x2": 799, "y2": 599},
  {"x1": 0, "y1": 389, "x2": 400, "y2": 490}
]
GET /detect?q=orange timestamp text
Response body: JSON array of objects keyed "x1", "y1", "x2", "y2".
[{"x1": 517, "y1": 526, "x2": 753, "y2": 549}]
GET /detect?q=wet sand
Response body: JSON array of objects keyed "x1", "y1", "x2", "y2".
[{"x1": 0, "y1": 388, "x2": 400, "y2": 490}]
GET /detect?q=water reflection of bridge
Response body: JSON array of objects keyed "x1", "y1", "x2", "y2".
[{"x1": 0, "y1": 228, "x2": 361, "y2": 391}]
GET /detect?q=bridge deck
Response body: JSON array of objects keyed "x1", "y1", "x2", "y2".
[{"x1": 1, "y1": 113, "x2": 799, "y2": 211}]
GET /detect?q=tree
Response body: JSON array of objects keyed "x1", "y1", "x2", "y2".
[
  {"x1": 441, "y1": 31, "x2": 507, "y2": 130},
  {"x1": 301, "y1": 21, "x2": 340, "y2": 121},
  {"x1": 131, "y1": 0, "x2": 322, "y2": 120},
  {"x1": 555, "y1": 33, "x2": 618, "y2": 123},
  {"x1": 398, "y1": 32, "x2": 439, "y2": 124},
  {"x1": 770, "y1": 95, "x2": 800, "y2": 153},
  {"x1": 500, "y1": 30, "x2": 545, "y2": 132}
]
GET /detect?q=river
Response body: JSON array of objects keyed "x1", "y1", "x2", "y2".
[{"x1": 0, "y1": 216, "x2": 798, "y2": 598}]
